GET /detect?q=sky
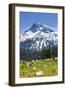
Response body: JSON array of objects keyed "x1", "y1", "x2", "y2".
[{"x1": 20, "y1": 12, "x2": 58, "y2": 32}]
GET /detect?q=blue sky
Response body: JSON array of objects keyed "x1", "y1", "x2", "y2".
[{"x1": 20, "y1": 12, "x2": 58, "y2": 32}]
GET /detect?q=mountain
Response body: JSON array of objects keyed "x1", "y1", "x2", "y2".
[
  {"x1": 20, "y1": 23, "x2": 58, "y2": 51},
  {"x1": 25, "y1": 23, "x2": 54, "y2": 33}
]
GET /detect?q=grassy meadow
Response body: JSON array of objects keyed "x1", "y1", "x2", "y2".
[{"x1": 20, "y1": 58, "x2": 58, "y2": 78}]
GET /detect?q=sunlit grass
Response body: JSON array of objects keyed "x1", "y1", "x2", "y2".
[{"x1": 20, "y1": 58, "x2": 58, "y2": 78}]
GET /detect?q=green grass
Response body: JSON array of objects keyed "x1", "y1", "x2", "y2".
[{"x1": 20, "y1": 58, "x2": 58, "y2": 78}]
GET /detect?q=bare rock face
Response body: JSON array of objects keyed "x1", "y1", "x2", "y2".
[{"x1": 35, "y1": 71, "x2": 43, "y2": 77}]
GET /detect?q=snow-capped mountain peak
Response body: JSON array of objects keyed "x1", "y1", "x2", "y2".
[
  {"x1": 25, "y1": 23, "x2": 54, "y2": 33},
  {"x1": 20, "y1": 23, "x2": 58, "y2": 51}
]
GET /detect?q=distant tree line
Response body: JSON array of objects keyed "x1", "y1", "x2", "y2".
[
  {"x1": 41, "y1": 46, "x2": 58, "y2": 59},
  {"x1": 20, "y1": 45, "x2": 58, "y2": 61}
]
